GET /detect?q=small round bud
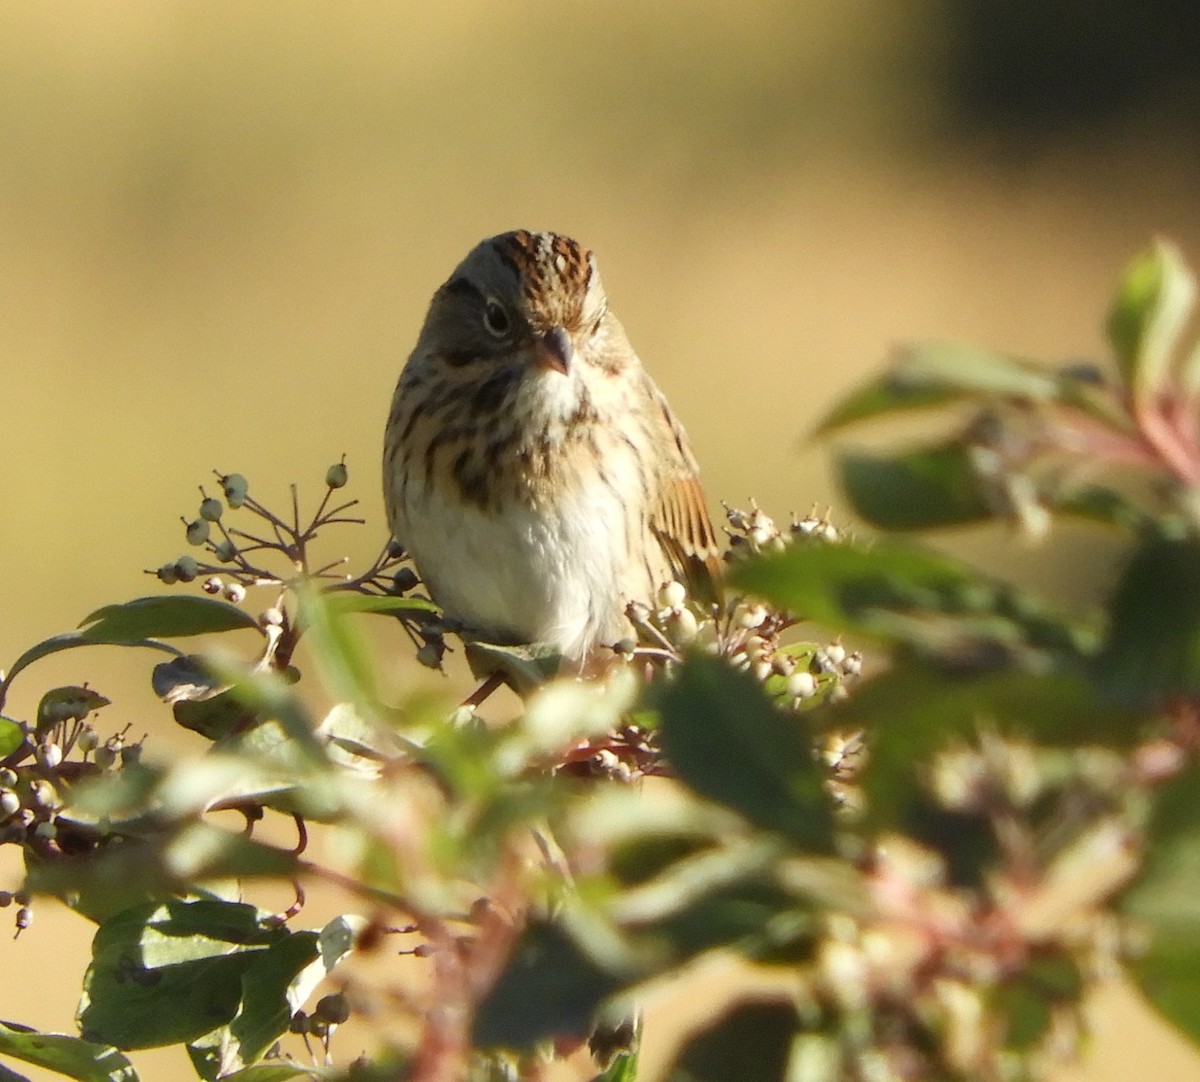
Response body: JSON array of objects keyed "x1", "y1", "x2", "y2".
[
  {"x1": 36, "y1": 742, "x2": 63, "y2": 770},
  {"x1": 787, "y1": 670, "x2": 817, "y2": 700},
  {"x1": 289, "y1": 1011, "x2": 310, "y2": 1035},
  {"x1": 77, "y1": 728, "x2": 98, "y2": 753},
  {"x1": 386, "y1": 538, "x2": 406, "y2": 560},
  {"x1": 27, "y1": 780, "x2": 56, "y2": 810},
  {"x1": 221, "y1": 473, "x2": 249, "y2": 508},
  {"x1": 202, "y1": 576, "x2": 222, "y2": 595},
  {"x1": 843, "y1": 652, "x2": 863, "y2": 676},
  {"x1": 15, "y1": 906, "x2": 32, "y2": 932},
  {"x1": 175, "y1": 556, "x2": 199, "y2": 583},
  {"x1": 613, "y1": 637, "x2": 637, "y2": 659},
  {"x1": 0, "y1": 790, "x2": 20, "y2": 818},
  {"x1": 314, "y1": 993, "x2": 350, "y2": 1025},
  {"x1": 325, "y1": 461, "x2": 349, "y2": 489},
  {"x1": 120, "y1": 745, "x2": 142, "y2": 766},
  {"x1": 823, "y1": 642, "x2": 847, "y2": 667},
  {"x1": 94, "y1": 745, "x2": 116, "y2": 770},
  {"x1": 213, "y1": 539, "x2": 238, "y2": 563},
  {"x1": 260, "y1": 607, "x2": 284, "y2": 628},
  {"x1": 156, "y1": 563, "x2": 179, "y2": 585},
  {"x1": 0, "y1": 768, "x2": 17, "y2": 787},
  {"x1": 0, "y1": 891, "x2": 11, "y2": 907},
  {"x1": 186, "y1": 519, "x2": 210, "y2": 546},
  {"x1": 658, "y1": 580, "x2": 687, "y2": 610},
  {"x1": 224, "y1": 582, "x2": 246, "y2": 604},
  {"x1": 199, "y1": 497, "x2": 224, "y2": 522},
  {"x1": 391, "y1": 567, "x2": 419, "y2": 594},
  {"x1": 13, "y1": 890, "x2": 31, "y2": 907},
  {"x1": 738, "y1": 604, "x2": 768, "y2": 630},
  {"x1": 33, "y1": 820, "x2": 57, "y2": 841}
]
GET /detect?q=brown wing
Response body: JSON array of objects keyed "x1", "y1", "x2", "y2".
[
  {"x1": 647, "y1": 387, "x2": 723, "y2": 604},
  {"x1": 653, "y1": 471, "x2": 723, "y2": 604}
]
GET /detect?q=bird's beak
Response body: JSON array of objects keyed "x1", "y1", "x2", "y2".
[{"x1": 533, "y1": 326, "x2": 573, "y2": 376}]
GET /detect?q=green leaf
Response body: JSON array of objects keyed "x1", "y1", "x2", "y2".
[
  {"x1": 0, "y1": 718, "x2": 22, "y2": 758},
  {"x1": 1049, "y1": 484, "x2": 1153, "y2": 531},
  {"x1": 1121, "y1": 765, "x2": 1200, "y2": 1044},
  {"x1": 78, "y1": 900, "x2": 287, "y2": 1049},
  {"x1": 321, "y1": 592, "x2": 437, "y2": 617},
  {"x1": 652, "y1": 654, "x2": 834, "y2": 851},
  {"x1": 463, "y1": 641, "x2": 564, "y2": 696},
  {"x1": 1107, "y1": 238, "x2": 1196, "y2": 404},
  {"x1": 173, "y1": 690, "x2": 255, "y2": 741},
  {"x1": 0, "y1": 634, "x2": 180, "y2": 710},
  {"x1": 187, "y1": 932, "x2": 320, "y2": 1080},
  {"x1": 838, "y1": 443, "x2": 993, "y2": 529},
  {"x1": 0, "y1": 1021, "x2": 137, "y2": 1082},
  {"x1": 196, "y1": 912, "x2": 364, "y2": 1077},
  {"x1": 296, "y1": 587, "x2": 381, "y2": 708},
  {"x1": 815, "y1": 340, "x2": 1062, "y2": 434},
  {"x1": 666, "y1": 1002, "x2": 797, "y2": 1082},
  {"x1": 1096, "y1": 534, "x2": 1200, "y2": 707},
  {"x1": 36, "y1": 686, "x2": 110, "y2": 734},
  {"x1": 731, "y1": 537, "x2": 988, "y2": 641},
  {"x1": 80, "y1": 596, "x2": 261, "y2": 642},
  {"x1": 732, "y1": 538, "x2": 1093, "y2": 660},
  {"x1": 473, "y1": 921, "x2": 628, "y2": 1051}
]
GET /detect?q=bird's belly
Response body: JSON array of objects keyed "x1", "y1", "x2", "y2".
[{"x1": 398, "y1": 481, "x2": 634, "y2": 659}]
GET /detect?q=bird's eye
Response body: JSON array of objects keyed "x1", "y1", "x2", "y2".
[{"x1": 483, "y1": 300, "x2": 511, "y2": 338}]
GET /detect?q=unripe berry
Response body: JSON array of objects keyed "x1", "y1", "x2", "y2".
[
  {"x1": 0, "y1": 790, "x2": 19, "y2": 818},
  {"x1": 94, "y1": 746, "x2": 116, "y2": 770},
  {"x1": 0, "y1": 891, "x2": 11, "y2": 907},
  {"x1": 392, "y1": 567, "x2": 419, "y2": 594},
  {"x1": 214, "y1": 539, "x2": 238, "y2": 563},
  {"x1": 0, "y1": 768, "x2": 17, "y2": 787},
  {"x1": 77, "y1": 728, "x2": 98, "y2": 753},
  {"x1": 175, "y1": 556, "x2": 199, "y2": 583},
  {"x1": 221, "y1": 473, "x2": 249, "y2": 509},
  {"x1": 34, "y1": 820, "x2": 57, "y2": 841},
  {"x1": 325, "y1": 461, "x2": 349, "y2": 489},
  {"x1": 314, "y1": 993, "x2": 350, "y2": 1025},
  {"x1": 199, "y1": 497, "x2": 223, "y2": 522},
  {"x1": 186, "y1": 519, "x2": 210, "y2": 546},
  {"x1": 156, "y1": 563, "x2": 179, "y2": 585}
]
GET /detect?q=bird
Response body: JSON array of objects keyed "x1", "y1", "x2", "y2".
[{"x1": 383, "y1": 230, "x2": 719, "y2": 669}]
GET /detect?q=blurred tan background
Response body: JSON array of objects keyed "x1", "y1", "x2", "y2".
[{"x1": 4, "y1": 1, "x2": 1200, "y2": 1078}]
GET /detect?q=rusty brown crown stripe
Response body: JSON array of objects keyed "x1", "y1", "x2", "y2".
[{"x1": 490, "y1": 231, "x2": 593, "y2": 303}]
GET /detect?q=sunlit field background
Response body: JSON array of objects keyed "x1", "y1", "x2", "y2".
[{"x1": 4, "y1": 3, "x2": 1200, "y2": 1078}]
